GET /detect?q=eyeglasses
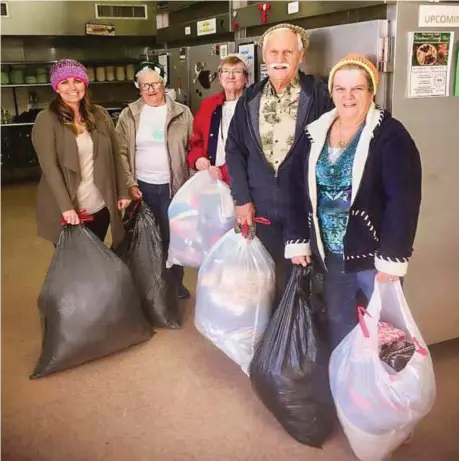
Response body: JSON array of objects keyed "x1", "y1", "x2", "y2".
[
  {"x1": 220, "y1": 69, "x2": 245, "y2": 77},
  {"x1": 333, "y1": 86, "x2": 369, "y2": 96},
  {"x1": 139, "y1": 82, "x2": 163, "y2": 91}
]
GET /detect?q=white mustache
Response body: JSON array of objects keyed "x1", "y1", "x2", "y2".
[{"x1": 270, "y1": 63, "x2": 291, "y2": 70}]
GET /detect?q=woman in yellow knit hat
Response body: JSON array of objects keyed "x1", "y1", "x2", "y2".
[{"x1": 284, "y1": 54, "x2": 422, "y2": 349}]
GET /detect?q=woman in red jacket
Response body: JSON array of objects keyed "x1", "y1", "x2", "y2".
[{"x1": 188, "y1": 54, "x2": 249, "y2": 184}]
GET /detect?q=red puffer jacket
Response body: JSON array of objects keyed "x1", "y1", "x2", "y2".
[{"x1": 187, "y1": 91, "x2": 231, "y2": 184}]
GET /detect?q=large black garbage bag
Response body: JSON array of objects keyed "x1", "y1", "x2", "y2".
[
  {"x1": 31, "y1": 226, "x2": 153, "y2": 379},
  {"x1": 249, "y1": 265, "x2": 335, "y2": 447},
  {"x1": 115, "y1": 202, "x2": 181, "y2": 329}
]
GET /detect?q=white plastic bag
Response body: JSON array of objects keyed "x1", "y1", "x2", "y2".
[
  {"x1": 167, "y1": 171, "x2": 236, "y2": 268},
  {"x1": 329, "y1": 280, "x2": 436, "y2": 461},
  {"x1": 195, "y1": 228, "x2": 276, "y2": 374}
]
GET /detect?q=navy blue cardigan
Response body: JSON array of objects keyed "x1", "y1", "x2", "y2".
[
  {"x1": 226, "y1": 71, "x2": 333, "y2": 225},
  {"x1": 284, "y1": 105, "x2": 422, "y2": 276}
]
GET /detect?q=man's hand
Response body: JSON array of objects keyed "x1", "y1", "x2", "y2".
[
  {"x1": 235, "y1": 202, "x2": 255, "y2": 226},
  {"x1": 208, "y1": 166, "x2": 222, "y2": 181},
  {"x1": 291, "y1": 256, "x2": 312, "y2": 267},
  {"x1": 129, "y1": 186, "x2": 142, "y2": 201},
  {"x1": 62, "y1": 209, "x2": 80, "y2": 225},
  {"x1": 376, "y1": 272, "x2": 400, "y2": 283},
  {"x1": 195, "y1": 157, "x2": 211, "y2": 171},
  {"x1": 118, "y1": 199, "x2": 131, "y2": 210}
]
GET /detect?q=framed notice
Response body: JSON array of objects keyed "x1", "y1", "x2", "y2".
[{"x1": 408, "y1": 31, "x2": 454, "y2": 98}]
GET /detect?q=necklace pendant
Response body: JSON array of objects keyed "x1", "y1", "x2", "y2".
[{"x1": 338, "y1": 140, "x2": 346, "y2": 148}]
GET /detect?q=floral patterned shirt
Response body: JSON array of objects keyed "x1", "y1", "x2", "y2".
[{"x1": 259, "y1": 74, "x2": 301, "y2": 171}]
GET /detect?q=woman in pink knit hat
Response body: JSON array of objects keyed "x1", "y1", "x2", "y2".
[{"x1": 32, "y1": 59, "x2": 130, "y2": 247}]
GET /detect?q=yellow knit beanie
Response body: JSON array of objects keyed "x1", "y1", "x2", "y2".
[{"x1": 328, "y1": 54, "x2": 379, "y2": 93}]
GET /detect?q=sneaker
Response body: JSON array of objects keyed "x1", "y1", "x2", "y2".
[{"x1": 178, "y1": 284, "x2": 191, "y2": 300}]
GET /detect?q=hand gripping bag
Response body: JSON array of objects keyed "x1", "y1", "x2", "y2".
[
  {"x1": 194, "y1": 224, "x2": 275, "y2": 374},
  {"x1": 115, "y1": 201, "x2": 181, "y2": 329},
  {"x1": 167, "y1": 171, "x2": 236, "y2": 268},
  {"x1": 329, "y1": 280, "x2": 436, "y2": 461},
  {"x1": 31, "y1": 225, "x2": 153, "y2": 378},
  {"x1": 250, "y1": 265, "x2": 335, "y2": 447}
]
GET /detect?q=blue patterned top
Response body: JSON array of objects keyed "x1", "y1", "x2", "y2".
[{"x1": 316, "y1": 125, "x2": 363, "y2": 255}]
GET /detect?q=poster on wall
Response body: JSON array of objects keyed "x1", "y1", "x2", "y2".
[
  {"x1": 455, "y1": 47, "x2": 459, "y2": 97},
  {"x1": 408, "y1": 31, "x2": 454, "y2": 98},
  {"x1": 238, "y1": 42, "x2": 256, "y2": 84}
]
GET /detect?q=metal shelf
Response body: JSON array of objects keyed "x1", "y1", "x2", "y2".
[
  {"x1": 1, "y1": 122, "x2": 35, "y2": 127},
  {"x1": 1, "y1": 80, "x2": 135, "y2": 88}
]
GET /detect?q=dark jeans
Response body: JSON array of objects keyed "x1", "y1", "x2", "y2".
[
  {"x1": 138, "y1": 180, "x2": 184, "y2": 286},
  {"x1": 324, "y1": 252, "x2": 376, "y2": 351},
  {"x1": 85, "y1": 206, "x2": 111, "y2": 242},
  {"x1": 256, "y1": 221, "x2": 293, "y2": 308}
]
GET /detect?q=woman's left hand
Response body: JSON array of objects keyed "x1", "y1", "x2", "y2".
[
  {"x1": 118, "y1": 199, "x2": 131, "y2": 210},
  {"x1": 208, "y1": 166, "x2": 222, "y2": 181},
  {"x1": 376, "y1": 272, "x2": 400, "y2": 283}
]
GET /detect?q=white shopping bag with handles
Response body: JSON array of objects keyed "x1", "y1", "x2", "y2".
[{"x1": 329, "y1": 280, "x2": 436, "y2": 461}]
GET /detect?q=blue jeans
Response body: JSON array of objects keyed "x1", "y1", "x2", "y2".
[
  {"x1": 137, "y1": 181, "x2": 184, "y2": 286},
  {"x1": 324, "y1": 252, "x2": 376, "y2": 350}
]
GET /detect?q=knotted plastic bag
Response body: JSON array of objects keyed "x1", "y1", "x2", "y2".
[
  {"x1": 167, "y1": 171, "x2": 236, "y2": 268},
  {"x1": 31, "y1": 225, "x2": 153, "y2": 378},
  {"x1": 115, "y1": 201, "x2": 181, "y2": 329},
  {"x1": 249, "y1": 265, "x2": 335, "y2": 447},
  {"x1": 329, "y1": 280, "x2": 436, "y2": 461},
  {"x1": 194, "y1": 226, "x2": 275, "y2": 374}
]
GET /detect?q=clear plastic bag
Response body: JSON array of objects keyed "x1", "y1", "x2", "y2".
[
  {"x1": 194, "y1": 228, "x2": 275, "y2": 374},
  {"x1": 167, "y1": 171, "x2": 236, "y2": 268},
  {"x1": 329, "y1": 280, "x2": 436, "y2": 461}
]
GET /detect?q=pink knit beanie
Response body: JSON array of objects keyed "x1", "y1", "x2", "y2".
[{"x1": 49, "y1": 59, "x2": 89, "y2": 91}]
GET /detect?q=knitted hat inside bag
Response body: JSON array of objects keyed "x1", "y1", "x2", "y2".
[
  {"x1": 328, "y1": 54, "x2": 379, "y2": 93},
  {"x1": 49, "y1": 59, "x2": 89, "y2": 91}
]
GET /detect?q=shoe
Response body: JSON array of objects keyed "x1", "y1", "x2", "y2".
[{"x1": 178, "y1": 284, "x2": 191, "y2": 300}]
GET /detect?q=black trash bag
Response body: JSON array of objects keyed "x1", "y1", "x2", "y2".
[
  {"x1": 115, "y1": 201, "x2": 181, "y2": 329},
  {"x1": 31, "y1": 226, "x2": 153, "y2": 379},
  {"x1": 249, "y1": 265, "x2": 335, "y2": 447}
]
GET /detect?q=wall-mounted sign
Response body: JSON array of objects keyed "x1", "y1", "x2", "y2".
[
  {"x1": 408, "y1": 31, "x2": 454, "y2": 98},
  {"x1": 419, "y1": 5, "x2": 459, "y2": 28},
  {"x1": 238, "y1": 42, "x2": 256, "y2": 84},
  {"x1": 288, "y1": 2, "x2": 299, "y2": 15},
  {"x1": 219, "y1": 44, "x2": 228, "y2": 59},
  {"x1": 185, "y1": 26, "x2": 191, "y2": 36},
  {"x1": 197, "y1": 18, "x2": 217, "y2": 36},
  {"x1": 86, "y1": 23, "x2": 115, "y2": 36},
  {"x1": 180, "y1": 47, "x2": 187, "y2": 61}
]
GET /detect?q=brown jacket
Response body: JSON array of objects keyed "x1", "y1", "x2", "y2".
[
  {"x1": 32, "y1": 105, "x2": 128, "y2": 246},
  {"x1": 115, "y1": 96, "x2": 193, "y2": 196}
]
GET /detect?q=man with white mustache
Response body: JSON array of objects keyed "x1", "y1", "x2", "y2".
[{"x1": 226, "y1": 23, "x2": 333, "y2": 299}]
